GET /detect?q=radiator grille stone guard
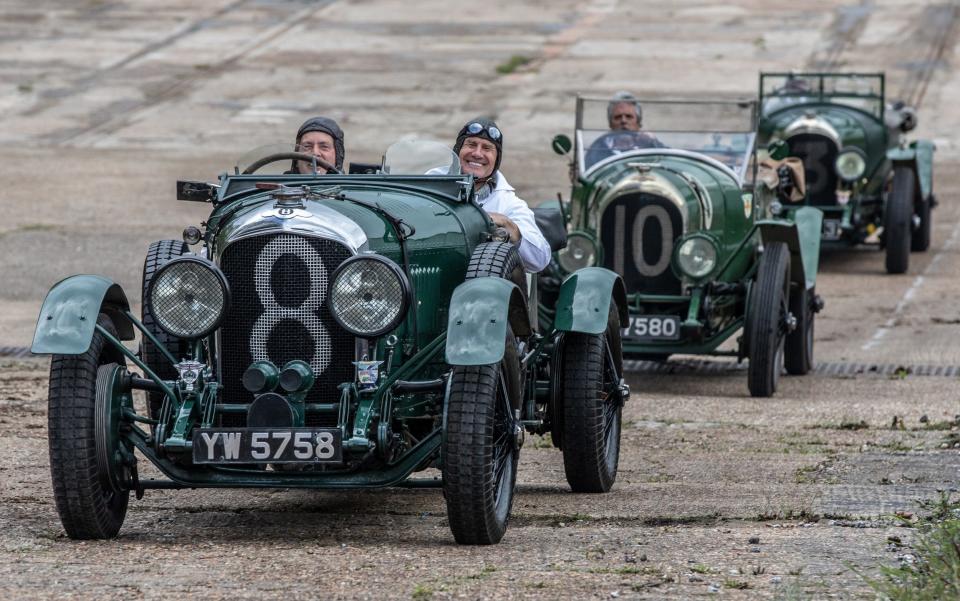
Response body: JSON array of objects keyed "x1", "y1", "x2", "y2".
[
  {"x1": 218, "y1": 233, "x2": 354, "y2": 427},
  {"x1": 788, "y1": 133, "x2": 840, "y2": 205},
  {"x1": 600, "y1": 192, "x2": 683, "y2": 295}
]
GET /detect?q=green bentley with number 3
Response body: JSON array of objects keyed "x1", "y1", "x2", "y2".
[
  {"x1": 758, "y1": 72, "x2": 936, "y2": 274},
  {"x1": 543, "y1": 97, "x2": 824, "y2": 397},
  {"x1": 32, "y1": 139, "x2": 628, "y2": 545}
]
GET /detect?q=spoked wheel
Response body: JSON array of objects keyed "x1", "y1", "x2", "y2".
[
  {"x1": 748, "y1": 242, "x2": 790, "y2": 397},
  {"x1": 885, "y1": 166, "x2": 914, "y2": 274},
  {"x1": 560, "y1": 302, "x2": 625, "y2": 493},
  {"x1": 784, "y1": 285, "x2": 816, "y2": 375},
  {"x1": 442, "y1": 328, "x2": 521, "y2": 545},
  {"x1": 48, "y1": 313, "x2": 131, "y2": 539}
]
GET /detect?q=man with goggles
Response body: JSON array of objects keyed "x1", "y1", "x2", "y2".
[
  {"x1": 288, "y1": 116, "x2": 345, "y2": 174},
  {"x1": 453, "y1": 117, "x2": 551, "y2": 273}
]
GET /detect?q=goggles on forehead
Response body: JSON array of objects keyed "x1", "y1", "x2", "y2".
[{"x1": 465, "y1": 122, "x2": 502, "y2": 141}]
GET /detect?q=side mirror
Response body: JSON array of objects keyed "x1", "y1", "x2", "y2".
[
  {"x1": 176, "y1": 180, "x2": 217, "y2": 202},
  {"x1": 551, "y1": 134, "x2": 572, "y2": 156},
  {"x1": 767, "y1": 139, "x2": 790, "y2": 161}
]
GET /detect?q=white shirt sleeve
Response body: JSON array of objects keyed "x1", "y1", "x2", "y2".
[{"x1": 495, "y1": 192, "x2": 552, "y2": 273}]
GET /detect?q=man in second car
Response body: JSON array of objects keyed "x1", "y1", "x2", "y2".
[{"x1": 453, "y1": 118, "x2": 551, "y2": 273}]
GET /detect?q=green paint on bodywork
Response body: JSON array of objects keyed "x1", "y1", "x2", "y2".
[
  {"x1": 445, "y1": 277, "x2": 530, "y2": 366},
  {"x1": 32, "y1": 274, "x2": 134, "y2": 354},
  {"x1": 554, "y1": 267, "x2": 627, "y2": 334},
  {"x1": 758, "y1": 206, "x2": 823, "y2": 289}
]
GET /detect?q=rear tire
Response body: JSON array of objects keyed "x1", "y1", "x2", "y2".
[
  {"x1": 911, "y1": 195, "x2": 932, "y2": 252},
  {"x1": 48, "y1": 314, "x2": 129, "y2": 539},
  {"x1": 748, "y1": 242, "x2": 790, "y2": 397},
  {"x1": 560, "y1": 302, "x2": 623, "y2": 493},
  {"x1": 784, "y1": 286, "x2": 815, "y2": 376},
  {"x1": 141, "y1": 240, "x2": 189, "y2": 419},
  {"x1": 885, "y1": 167, "x2": 913, "y2": 274},
  {"x1": 443, "y1": 329, "x2": 521, "y2": 545}
]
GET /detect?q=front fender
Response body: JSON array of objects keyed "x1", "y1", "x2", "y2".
[
  {"x1": 553, "y1": 267, "x2": 627, "y2": 334},
  {"x1": 887, "y1": 140, "x2": 935, "y2": 201},
  {"x1": 32, "y1": 275, "x2": 134, "y2": 354},
  {"x1": 758, "y1": 207, "x2": 823, "y2": 290},
  {"x1": 445, "y1": 277, "x2": 531, "y2": 366}
]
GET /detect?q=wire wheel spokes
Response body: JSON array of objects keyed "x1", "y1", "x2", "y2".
[{"x1": 492, "y1": 368, "x2": 516, "y2": 511}]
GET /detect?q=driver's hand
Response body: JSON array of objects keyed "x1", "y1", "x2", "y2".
[{"x1": 488, "y1": 212, "x2": 521, "y2": 244}]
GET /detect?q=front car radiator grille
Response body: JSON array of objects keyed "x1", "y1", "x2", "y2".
[
  {"x1": 218, "y1": 233, "x2": 354, "y2": 426},
  {"x1": 600, "y1": 193, "x2": 683, "y2": 295},
  {"x1": 788, "y1": 133, "x2": 839, "y2": 206}
]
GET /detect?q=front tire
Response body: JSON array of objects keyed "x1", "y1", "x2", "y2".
[
  {"x1": 560, "y1": 302, "x2": 624, "y2": 493},
  {"x1": 885, "y1": 167, "x2": 914, "y2": 274},
  {"x1": 48, "y1": 313, "x2": 130, "y2": 539},
  {"x1": 748, "y1": 242, "x2": 790, "y2": 397},
  {"x1": 442, "y1": 330, "x2": 521, "y2": 545}
]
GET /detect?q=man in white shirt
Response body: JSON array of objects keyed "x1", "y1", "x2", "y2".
[{"x1": 453, "y1": 118, "x2": 552, "y2": 273}]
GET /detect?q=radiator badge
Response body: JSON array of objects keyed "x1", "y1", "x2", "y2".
[{"x1": 353, "y1": 361, "x2": 384, "y2": 390}]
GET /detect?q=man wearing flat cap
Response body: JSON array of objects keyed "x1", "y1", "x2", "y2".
[
  {"x1": 291, "y1": 116, "x2": 345, "y2": 174},
  {"x1": 453, "y1": 117, "x2": 551, "y2": 273}
]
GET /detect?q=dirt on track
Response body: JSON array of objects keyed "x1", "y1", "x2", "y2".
[{"x1": 3, "y1": 0, "x2": 960, "y2": 599}]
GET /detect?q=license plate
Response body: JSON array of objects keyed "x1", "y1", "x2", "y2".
[
  {"x1": 192, "y1": 428, "x2": 342, "y2": 464},
  {"x1": 621, "y1": 315, "x2": 681, "y2": 341}
]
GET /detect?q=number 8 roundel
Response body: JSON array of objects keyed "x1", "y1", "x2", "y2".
[{"x1": 250, "y1": 235, "x2": 331, "y2": 375}]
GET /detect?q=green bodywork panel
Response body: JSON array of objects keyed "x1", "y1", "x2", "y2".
[
  {"x1": 554, "y1": 267, "x2": 627, "y2": 334},
  {"x1": 758, "y1": 206, "x2": 823, "y2": 289},
  {"x1": 888, "y1": 140, "x2": 935, "y2": 201},
  {"x1": 32, "y1": 275, "x2": 134, "y2": 354},
  {"x1": 445, "y1": 277, "x2": 530, "y2": 366}
]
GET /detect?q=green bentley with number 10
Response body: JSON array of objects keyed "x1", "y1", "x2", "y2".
[
  {"x1": 31, "y1": 139, "x2": 629, "y2": 545},
  {"x1": 543, "y1": 97, "x2": 824, "y2": 397},
  {"x1": 758, "y1": 72, "x2": 936, "y2": 274}
]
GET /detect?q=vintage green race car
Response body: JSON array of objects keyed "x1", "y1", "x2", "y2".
[
  {"x1": 758, "y1": 72, "x2": 936, "y2": 274},
  {"x1": 543, "y1": 97, "x2": 823, "y2": 397},
  {"x1": 31, "y1": 139, "x2": 629, "y2": 545}
]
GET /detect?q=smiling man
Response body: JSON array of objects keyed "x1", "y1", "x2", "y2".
[
  {"x1": 289, "y1": 116, "x2": 345, "y2": 174},
  {"x1": 453, "y1": 117, "x2": 551, "y2": 273}
]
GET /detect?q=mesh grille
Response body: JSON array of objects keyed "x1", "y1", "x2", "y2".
[
  {"x1": 601, "y1": 193, "x2": 683, "y2": 295},
  {"x1": 151, "y1": 262, "x2": 225, "y2": 338},
  {"x1": 218, "y1": 233, "x2": 354, "y2": 427},
  {"x1": 788, "y1": 133, "x2": 839, "y2": 205}
]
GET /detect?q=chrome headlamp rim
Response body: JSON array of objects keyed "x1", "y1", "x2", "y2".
[
  {"x1": 556, "y1": 231, "x2": 599, "y2": 274},
  {"x1": 835, "y1": 146, "x2": 867, "y2": 182},
  {"x1": 147, "y1": 255, "x2": 231, "y2": 340},
  {"x1": 673, "y1": 233, "x2": 720, "y2": 281},
  {"x1": 328, "y1": 254, "x2": 411, "y2": 338}
]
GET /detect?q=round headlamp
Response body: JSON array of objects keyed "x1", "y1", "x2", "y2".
[
  {"x1": 329, "y1": 255, "x2": 410, "y2": 337},
  {"x1": 148, "y1": 256, "x2": 230, "y2": 339},
  {"x1": 557, "y1": 232, "x2": 598, "y2": 273},
  {"x1": 675, "y1": 235, "x2": 719, "y2": 280},
  {"x1": 835, "y1": 148, "x2": 866, "y2": 182}
]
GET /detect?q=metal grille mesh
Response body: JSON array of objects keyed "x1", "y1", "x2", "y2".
[
  {"x1": 330, "y1": 261, "x2": 404, "y2": 334},
  {"x1": 218, "y1": 233, "x2": 354, "y2": 426},
  {"x1": 600, "y1": 193, "x2": 683, "y2": 295},
  {"x1": 788, "y1": 133, "x2": 839, "y2": 205},
  {"x1": 151, "y1": 262, "x2": 225, "y2": 338}
]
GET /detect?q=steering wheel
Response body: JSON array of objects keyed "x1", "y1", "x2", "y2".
[{"x1": 241, "y1": 152, "x2": 341, "y2": 175}]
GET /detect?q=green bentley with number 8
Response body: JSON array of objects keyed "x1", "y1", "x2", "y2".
[
  {"x1": 543, "y1": 97, "x2": 825, "y2": 397},
  {"x1": 32, "y1": 139, "x2": 628, "y2": 545}
]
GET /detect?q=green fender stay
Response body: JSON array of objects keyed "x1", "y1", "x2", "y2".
[
  {"x1": 887, "y1": 139, "x2": 935, "y2": 201},
  {"x1": 757, "y1": 206, "x2": 823, "y2": 290},
  {"x1": 32, "y1": 274, "x2": 134, "y2": 355},
  {"x1": 445, "y1": 277, "x2": 531, "y2": 366},
  {"x1": 553, "y1": 267, "x2": 628, "y2": 335}
]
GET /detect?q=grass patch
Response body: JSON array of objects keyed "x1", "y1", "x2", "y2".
[
  {"x1": 690, "y1": 563, "x2": 714, "y2": 574},
  {"x1": 411, "y1": 583, "x2": 433, "y2": 600},
  {"x1": 859, "y1": 492, "x2": 960, "y2": 599},
  {"x1": 723, "y1": 578, "x2": 752, "y2": 590},
  {"x1": 495, "y1": 54, "x2": 531, "y2": 74}
]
